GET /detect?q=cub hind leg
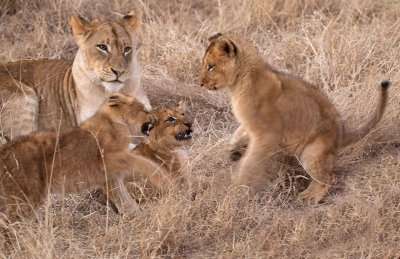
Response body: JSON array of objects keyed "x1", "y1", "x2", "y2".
[
  {"x1": 0, "y1": 75, "x2": 38, "y2": 141},
  {"x1": 297, "y1": 136, "x2": 337, "y2": 204}
]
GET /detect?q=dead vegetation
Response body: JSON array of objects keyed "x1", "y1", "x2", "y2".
[{"x1": 0, "y1": 0, "x2": 400, "y2": 257}]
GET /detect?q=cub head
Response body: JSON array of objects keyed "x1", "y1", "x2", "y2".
[
  {"x1": 103, "y1": 93, "x2": 154, "y2": 137},
  {"x1": 70, "y1": 11, "x2": 141, "y2": 93},
  {"x1": 200, "y1": 33, "x2": 239, "y2": 91},
  {"x1": 147, "y1": 101, "x2": 194, "y2": 148}
]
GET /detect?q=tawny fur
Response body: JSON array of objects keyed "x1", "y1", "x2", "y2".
[
  {"x1": 0, "y1": 11, "x2": 150, "y2": 142},
  {"x1": 0, "y1": 93, "x2": 158, "y2": 220},
  {"x1": 200, "y1": 33, "x2": 389, "y2": 204},
  {"x1": 106, "y1": 102, "x2": 194, "y2": 210}
]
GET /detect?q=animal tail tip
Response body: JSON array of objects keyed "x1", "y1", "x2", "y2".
[{"x1": 381, "y1": 80, "x2": 391, "y2": 89}]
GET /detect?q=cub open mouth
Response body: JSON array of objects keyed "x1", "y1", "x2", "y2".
[
  {"x1": 176, "y1": 129, "x2": 193, "y2": 141},
  {"x1": 141, "y1": 122, "x2": 154, "y2": 136}
]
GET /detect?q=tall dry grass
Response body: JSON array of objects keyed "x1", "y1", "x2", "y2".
[{"x1": 1, "y1": 0, "x2": 400, "y2": 257}]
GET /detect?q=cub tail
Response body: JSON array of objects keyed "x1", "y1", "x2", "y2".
[{"x1": 340, "y1": 80, "x2": 390, "y2": 147}]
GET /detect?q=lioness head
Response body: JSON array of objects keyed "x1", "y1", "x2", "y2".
[
  {"x1": 70, "y1": 11, "x2": 141, "y2": 93},
  {"x1": 147, "y1": 102, "x2": 194, "y2": 148},
  {"x1": 101, "y1": 93, "x2": 153, "y2": 137},
  {"x1": 199, "y1": 33, "x2": 239, "y2": 91}
]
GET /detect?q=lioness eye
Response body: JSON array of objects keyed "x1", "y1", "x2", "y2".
[
  {"x1": 166, "y1": 117, "x2": 176, "y2": 123},
  {"x1": 207, "y1": 64, "x2": 215, "y2": 71},
  {"x1": 97, "y1": 44, "x2": 108, "y2": 52},
  {"x1": 124, "y1": 46, "x2": 132, "y2": 55}
]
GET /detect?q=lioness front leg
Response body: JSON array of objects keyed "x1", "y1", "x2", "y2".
[
  {"x1": 233, "y1": 135, "x2": 280, "y2": 193},
  {"x1": 228, "y1": 125, "x2": 249, "y2": 161}
]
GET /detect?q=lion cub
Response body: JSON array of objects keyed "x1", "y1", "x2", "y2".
[
  {"x1": 105, "y1": 102, "x2": 194, "y2": 210},
  {"x1": 133, "y1": 102, "x2": 193, "y2": 189},
  {"x1": 200, "y1": 33, "x2": 390, "y2": 204},
  {"x1": 0, "y1": 93, "x2": 157, "y2": 220}
]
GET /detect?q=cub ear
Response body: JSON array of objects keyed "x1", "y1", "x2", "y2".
[
  {"x1": 177, "y1": 101, "x2": 188, "y2": 112},
  {"x1": 118, "y1": 10, "x2": 140, "y2": 33},
  {"x1": 70, "y1": 15, "x2": 92, "y2": 45},
  {"x1": 208, "y1": 32, "x2": 223, "y2": 42},
  {"x1": 216, "y1": 38, "x2": 238, "y2": 58}
]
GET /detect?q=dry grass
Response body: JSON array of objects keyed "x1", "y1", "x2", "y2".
[{"x1": 1, "y1": 0, "x2": 400, "y2": 257}]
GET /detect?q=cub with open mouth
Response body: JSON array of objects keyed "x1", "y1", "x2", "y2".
[
  {"x1": 105, "y1": 101, "x2": 194, "y2": 211},
  {"x1": 139, "y1": 100, "x2": 193, "y2": 169}
]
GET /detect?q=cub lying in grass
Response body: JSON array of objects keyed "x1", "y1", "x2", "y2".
[
  {"x1": 104, "y1": 102, "x2": 194, "y2": 211},
  {"x1": 0, "y1": 93, "x2": 157, "y2": 221},
  {"x1": 199, "y1": 32, "x2": 390, "y2": 204}
]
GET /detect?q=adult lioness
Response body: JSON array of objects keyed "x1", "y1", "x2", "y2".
[
  {"x1": 103, "y1": 102, "x2": 194, "y2": 212},
  {"x1": 200, "y1": 33, "x2": 390, "y2": 204},
  {"x1": 0, "y1": 93, "x2": 158, "y2": 220},
  {"x1": 0, "y1": 11, "x2": 150, "y2": 142}
]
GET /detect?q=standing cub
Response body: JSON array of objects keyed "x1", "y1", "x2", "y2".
[
  {"x1": 105, "y1": 102, "x2": 194, "y2": 211},
  {"x1": 0, "y1": 94, "x2": 157, "y2": 220},
  {"x1": 200, "y1": 33, "x2": 389, "y2": 204}
]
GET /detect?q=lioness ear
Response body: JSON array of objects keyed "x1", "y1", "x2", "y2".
[
  {"x1": 216, "y1": 38, "x2": 238, "y2": 58},
  {"x1": 208, "y1": 32, "x2": 223, "y2": 42},
  {"x1": 70, "y1": 15, "x2": 92, "y2": 44},
  {"x1": 118, "y1": 10, "x2": 140, "y2": 33}
]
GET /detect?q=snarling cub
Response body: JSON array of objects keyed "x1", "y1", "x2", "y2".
[
  {"x1": 200, "y1": 33, "x2": 390, "y2": 204},
  {"x1": 105, "y1": 102, "x2": 194, "y2": 211},
  {"x1": 0, "y1": 93, "x2": 158, "y2": 220}
]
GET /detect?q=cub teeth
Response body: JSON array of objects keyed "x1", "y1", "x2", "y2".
[{"x1": 176, "y1": 130, "x2": 193, "y2": 141}]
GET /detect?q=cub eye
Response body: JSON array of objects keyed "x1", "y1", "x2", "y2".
[
  {"x1": 97, "y1": 44, "x2": 108, "y2": 52},
  {"x1": 123, "y1": 46, "x2": 132, "y2": 55},
  {"x1": 207, "y1": 64, "x2": 215, "y2": 71},
  {"x1": 166, "y1": 116, "x2": 176, "y2": 123}
]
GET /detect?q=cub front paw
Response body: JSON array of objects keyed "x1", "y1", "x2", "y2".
[{"x1": 229, "y1": 147, "x2": 247, "y2": 161}]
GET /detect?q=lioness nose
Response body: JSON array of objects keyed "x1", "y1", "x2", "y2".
[
  {"x1": 111, "y1": 68, "x2": 124, "y2": 77},
  {"x1": 184, "y1": 122, "x2": 192, "y2": 128}
]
